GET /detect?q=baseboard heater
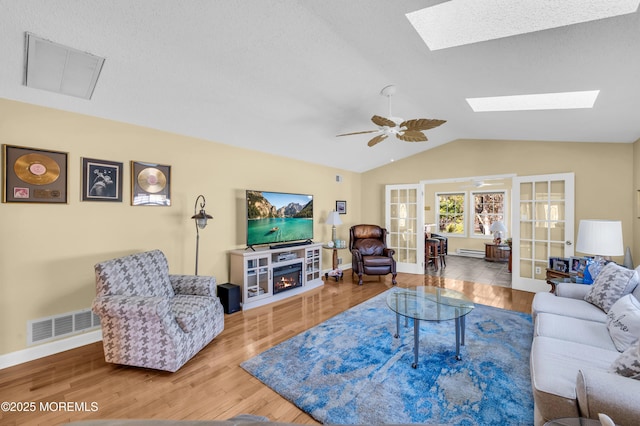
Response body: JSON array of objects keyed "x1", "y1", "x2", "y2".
[{"x1": 456, "y1": 249, "x2": 485, "y2": 258}]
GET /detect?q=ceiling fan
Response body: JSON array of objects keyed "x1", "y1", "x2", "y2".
[
  {"x1": 337, "y1": 85, "x2": 446, "y2": 147},
  {"x1": 462, "y1": 179, "x2": 503, "y2": 189}
]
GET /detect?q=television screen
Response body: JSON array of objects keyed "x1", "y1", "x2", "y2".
[{"x1": 246, "y1": 190, "x2": 314, "y2": 247}]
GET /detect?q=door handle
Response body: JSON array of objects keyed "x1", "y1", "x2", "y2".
[{"x1": 566, "y1": 241, "x2": 572, "y2": 246}]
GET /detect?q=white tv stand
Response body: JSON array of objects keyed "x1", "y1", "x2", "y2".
[{"x1": 229, "y1": 242, "x2": 323, "y2": 310}]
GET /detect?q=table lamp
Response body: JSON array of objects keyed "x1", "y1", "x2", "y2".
[
  {"x1": 489, "y1": 221, "x2": 507, "y2": 244},
  {"x1": 576, "y1": 219, "x2": 624, "y2": 280},
  {"x1": 576, "y1": 219, "x2": 623, "y2": 259},
  {"x1": 325, "y1": 211, "x2": 343, "y2": 246}
]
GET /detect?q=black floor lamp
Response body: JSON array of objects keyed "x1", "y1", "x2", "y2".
[{"x1": 191, "y1": 194, "x2": 213, "y2": 275}]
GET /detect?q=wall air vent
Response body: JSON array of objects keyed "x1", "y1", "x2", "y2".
[
  {"x1": 27, "y1": 308, "x2": 100, "y2": 346},
  {"x1": 24, "y1": 32, "x2": 105, "y2": 100}
]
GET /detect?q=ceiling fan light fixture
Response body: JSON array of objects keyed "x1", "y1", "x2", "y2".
[{"x1": 406, "y1": 0, "x2": 640, "y2": 51}]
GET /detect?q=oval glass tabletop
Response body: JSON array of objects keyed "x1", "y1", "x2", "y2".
[{"x1": 386, "y1": 286, "x2": 474, "y2": 321}]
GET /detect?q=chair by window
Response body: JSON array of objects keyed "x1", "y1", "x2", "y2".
[{"x1": 349, "y1": 224, "x2": 397, "y2": 286}]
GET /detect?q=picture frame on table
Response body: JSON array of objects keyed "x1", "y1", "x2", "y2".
[
  {"x1": 570, "y1": 256, "x2": 584, "y2": 274},
  {"x1": 2, "y1": 144, "x2": 68, "y2": 204},
  {"x1": 552, "y1": 257, "x2": 570, "y2": 273},
  {"x1": 82, "y1": 158, "x2": 123, "y2": 202},
  {"x1": 131, "y1": 161, "x2": 171, "y2": 206},
  {"x1": 336, "y1": 200, "x2": 347, "y2": 214}
]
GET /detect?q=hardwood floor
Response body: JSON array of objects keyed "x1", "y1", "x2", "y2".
[{"x1": 0, "y1": 271, "x2": 534, "y2": 425}]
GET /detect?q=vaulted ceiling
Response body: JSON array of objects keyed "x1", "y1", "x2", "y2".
[{"x1": 1, "y1": 1, "x2": 639, "y2": 172}]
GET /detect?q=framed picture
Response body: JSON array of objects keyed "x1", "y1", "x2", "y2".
[
  {"x1": 131, "y1": 161, "x2": 171, "y2": 206},
  {"x1": 552, "y1": 257, "x2": 570, "y2": 273},
  {"x1": 569, "y1": 256, "x2": 590, "y2": 274},
  {"x1": 82, "y1": 158, "x2": 123, "y2": 202},
  {"x1": 336, "y1": 200, "x2": 347, "y2": 214},
  {"x1": 2, "y1": 144, "x2": 68, "y2": 203}
]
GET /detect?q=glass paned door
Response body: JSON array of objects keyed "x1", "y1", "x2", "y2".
[
  {"x1": 385, "y1": 184, "x2": 424, "y2": 274},
  {"x1": 512, "y1": 173, "x2": 575, "y2": 292}
]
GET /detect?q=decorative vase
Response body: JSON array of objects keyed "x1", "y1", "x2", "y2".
[{"x1": 623, "y1": 246, "x2": 634, "y2": 269}]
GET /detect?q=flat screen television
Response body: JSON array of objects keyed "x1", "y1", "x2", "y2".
[{"x1": 246, "y1": 190, "x2": 314, "y2": 248}]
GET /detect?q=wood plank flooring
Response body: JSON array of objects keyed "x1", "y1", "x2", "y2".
[{"x1": 0, "y1": 271, "x2": 534, "y2": 425}]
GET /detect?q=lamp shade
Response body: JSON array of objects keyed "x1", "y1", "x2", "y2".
[
  {"x1": 325, "y1": 211, "x2": 343, "y2": 226},
  {"x1": 489, "y1": 221, "x2": 507, "y2": 234},
  {"x1": 192, "y1": 209, "x2": 213, "y2": 229},
  {"x1": 576, "y1": 220, "x2": 624, "y2": 257}
]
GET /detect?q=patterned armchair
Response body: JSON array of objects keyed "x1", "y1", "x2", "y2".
[
  {"x1": 92, "y1": 250, "x2": 224, "y2": 372},
  {"x1": 349, "y1": 224, "x2": 397, "y2": 286}
]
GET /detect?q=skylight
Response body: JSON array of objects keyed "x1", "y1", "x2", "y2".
[
  {"x1": 406, "y1": 0, "x2": 640, "y2": 51},
  {"x1": 466, "y1": 90, "x2": 600, "y2": 112}
]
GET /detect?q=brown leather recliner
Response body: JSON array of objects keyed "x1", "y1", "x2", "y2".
[{"x1": 349, "y1": 224, "x2": 397, "y2": 286}]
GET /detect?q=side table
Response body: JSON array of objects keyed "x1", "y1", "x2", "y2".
[
  {"x1": 322, "y1": 245, "x2": 347, "y2": 270},
  {"x1": 546, "y1": 268, "x2": 570, "y2": 293},
  {"x1": 484, "y1": 243, "x2": 510, "y2": 262}
]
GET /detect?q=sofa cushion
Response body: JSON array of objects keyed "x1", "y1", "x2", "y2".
[
  {"x1": 535, "y1": 313, "x2": 616, "y2": 351},
  {"x1": 530, "y1": 336, "x2": 619, "y2": 421},
  {"x1": 532, "y1": 292, "x2": 607, "y2": 323},
  {"x1": 606, "y1": 294, "x2": 640, "y2": 352},
  {"x1": 633, "y1": 278, "x2": 640, "y2": 301},
  {"x1": 584, "y1": 262, "x2": 638, "y2": 313},
  {"x1": 610, "y1": 339, "x2": 640, "y2": 379},
  {"x1": 95, "y1": 250, "x2": 175, "y2": 298}
]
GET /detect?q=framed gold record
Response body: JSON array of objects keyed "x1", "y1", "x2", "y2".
[
  {"x1": 3, "y1": 145, "x2": 68, "y2": 203},
  {"x1": 131, "y1": 161, "x2": 171, "y2": 206}
]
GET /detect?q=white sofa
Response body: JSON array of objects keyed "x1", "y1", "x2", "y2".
[{"x1": 531, "y1": 262, "x2": 640, "y2": 426}]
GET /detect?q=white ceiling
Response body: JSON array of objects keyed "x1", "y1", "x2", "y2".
[{"x1": 1, "y1": 1, "x2": 639, "y2": 173}]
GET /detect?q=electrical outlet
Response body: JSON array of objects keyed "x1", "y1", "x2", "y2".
[
  {"x1": 535, "y1": 266, "x2": 541, "y2": 275},
  {"x1": 337, "y1": 258, "x2": 342, "y2": 265}
]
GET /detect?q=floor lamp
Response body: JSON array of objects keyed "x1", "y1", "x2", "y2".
[{"x1": 191, "y1": 195, "x2": 213, "y2": 275}]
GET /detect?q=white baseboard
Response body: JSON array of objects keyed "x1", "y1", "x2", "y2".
[{"x1": 0, "y1": 330, "x2": 102, "y2": 370}]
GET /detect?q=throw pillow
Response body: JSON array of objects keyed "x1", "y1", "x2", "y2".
[
  {"x1": 610, "y1": 339, "x2": 640, "y2": 379},
  {"x1": 584, "y1": 262, "x2": 639, "y2": 313},
  {"x1": 606, "y1": 294, "x2": 640, "y2": 352}
]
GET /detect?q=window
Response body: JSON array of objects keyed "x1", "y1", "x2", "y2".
[
  {"x1": 472, "y1": 191, "x2": 506, "y2": 237},
  {"x1": 437, "y1": 193, "x2": 465, "y2": 235}
]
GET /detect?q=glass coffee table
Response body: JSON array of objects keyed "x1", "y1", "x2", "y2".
[{"x1": 386, "y1": 286, "x2": 475, "y2": 368}]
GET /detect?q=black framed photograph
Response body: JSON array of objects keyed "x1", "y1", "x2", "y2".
[
  {"x1": 336, "y1": 200, "x2": 347, "y2": 214},
  {"x1": 2, "y1": 144, "x2": 68, "y2": 204},
  {"x1": 131, "y1": 161, "x2": 171, "y2": 206},
  {"x1": 82, "y1": 158, "x2": 123, "y2": 202}
]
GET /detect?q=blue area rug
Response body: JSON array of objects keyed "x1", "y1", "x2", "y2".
[{"x1": 241, "y1": 289, "x2": 534, "y2": 425}]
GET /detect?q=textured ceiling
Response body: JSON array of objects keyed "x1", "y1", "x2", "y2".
[{"x1": 1, "y1": 1, "x2": 639, "y2": 172}]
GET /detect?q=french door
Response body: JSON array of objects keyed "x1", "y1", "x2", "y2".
[
  {"x1": 511, "y1": 173, "x2": 575, "y2": 292},
  {"x1": 385, "y1": 184, "x2": 424, "y2": 274}
]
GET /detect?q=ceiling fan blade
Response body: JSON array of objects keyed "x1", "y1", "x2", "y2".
[
  {"x1": 367, "y1": 134, "x2": 388, "y2": 147},
  {"x1": 397, "y1": 130, "x2": 427, "y2": 142},
  {"x1": 336, "y1": 130, "x2": 380, "y2": 137},
  {"x1": 371, "y1": 115, "x2": 396, "y2": 127},
  {"x1": 401, "y1": 118, "x2": 446, "y2": 132}
]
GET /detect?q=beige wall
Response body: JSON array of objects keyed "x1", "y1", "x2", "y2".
[
  {"x1": 1, "y1": 98, "x2": 637, "y2": 357},
  {"x1": 361, "y1": 138, "x2": 635, "y2": 261},
  {"x1": 0, "y1": 99, "x2": 361, "y2": 355}
]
